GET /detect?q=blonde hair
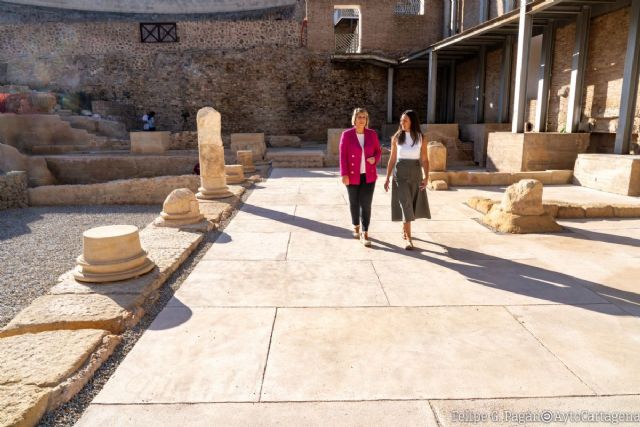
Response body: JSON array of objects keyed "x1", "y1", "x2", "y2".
[{"x1": 351, "y1": 107, "x2": 369, "y2": 127}]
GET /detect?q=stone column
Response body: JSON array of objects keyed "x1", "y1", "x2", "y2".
[{"x1": 196, "y1": 107, "x2": 232, "y2": 199}]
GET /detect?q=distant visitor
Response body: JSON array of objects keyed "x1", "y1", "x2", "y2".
[{"x1": 142, "y1": 111, "x2": 156, "y2": 131}]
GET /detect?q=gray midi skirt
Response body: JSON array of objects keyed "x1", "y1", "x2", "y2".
[{"x1": 391, "y1": 159, "x2": 431, "y2": 222}]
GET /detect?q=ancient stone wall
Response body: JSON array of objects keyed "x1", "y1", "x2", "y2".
[
  {"x1": 306, "y1": 0, "x2": 443, "y2": 55},
  {"x1": 0, "y1": 171, "x2": 29, "y2": 210},
  {"x1": 0, "y1": 15, "x2": 404, "y2": 139}
]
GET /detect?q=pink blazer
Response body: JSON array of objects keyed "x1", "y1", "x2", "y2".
[{"x1": 339, "y1": 127, "x2": 382, "y2": 185}]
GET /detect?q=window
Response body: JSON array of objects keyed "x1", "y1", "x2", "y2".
[
  {"x1": 334, "y1": 7, "x2": 361, "y2": 53},
  {"x1": 140, "y1": 23, "x2": 178, "y2": 43},
  {"x1": 394, "y1": 0, "x2": 425, "y2": 16}
]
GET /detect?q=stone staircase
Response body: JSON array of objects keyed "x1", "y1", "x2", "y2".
[{"x1": 29, "y1": 114, "x2": 130, "y2": 154}]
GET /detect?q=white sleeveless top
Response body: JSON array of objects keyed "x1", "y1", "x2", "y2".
[{"x1": 396, "y1": 132, "x2": 422, "y2": 160}]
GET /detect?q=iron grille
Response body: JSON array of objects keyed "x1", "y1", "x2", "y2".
[
  {"x1": 394, "y1": 0, "x2": 424, "y2": 15},
  {"x1": 140, "y1": 23, "x2": 178, "y2": 43}
]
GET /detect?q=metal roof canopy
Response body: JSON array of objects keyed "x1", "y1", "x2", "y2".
[{"x1": 400, "y1": 0, "x2": 621, "y2": 64}]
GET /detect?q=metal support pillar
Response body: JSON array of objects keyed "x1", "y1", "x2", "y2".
[
  {"x1": 567, "y1": 6, "x2": 591, "y2": 133},
  {"x1": 499, "y1": 35, "x2": 513, "y2": 123},
  {"x1": 512, "y1": 2, "x2": 532, "y2": 133},
  {"x1": 534, "y1": 22, "x2": 555, "y2": 132},
  {"x1": 386, "y1": 67, "x2": 394, "y2": 124},
  {"x1": 480, "y1": 0, "x2": 489, "y2": 23},
  {"x1": 427, "y1": 50, "x2": 438, "y2": 124},
  {"x1": 443, "y1": 0, "x2": 452, "y2": 38},
  {"x1": 450, "y1": 0, "x2": 458, "y2": 35},
  {"x1": 615, "y1": 0, "x2": 640, "y2": 154},
  {"x1": 447, "y1": 60, "x2": 456, "y2": 123},
  {"x1": 476, "y1": 46, "x2": 487, "y2": 123}
]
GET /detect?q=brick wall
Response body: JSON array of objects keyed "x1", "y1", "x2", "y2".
[
  {"x1": 484, "y1": 47, "x2": 502, "y2": 123},
  {"x1": 547, "y1": 21, "x2": 575, "y2": 133},
  {"x1": 306, "y1": 0, "x2": 443, "y2": 55},
  {"x1": 454, "y1": 56, "x2": 477, "y2": 123},
  {"x1": 547, "y1": 6, "x2": 640, "y2": 135},
  {"x1": 394, "y1": 68, "x2": 428, "y2": 124},
  {"x1": 0, "y1": 171, "x2": 28, "y2": 210}
]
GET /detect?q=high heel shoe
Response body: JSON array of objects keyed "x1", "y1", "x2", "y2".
[
  {"x1": 404, "y1": 238, "x2": 414, "y2": 250},
  {"x1": 361, "y1": 232, "x2": 372, "y2": 247}
]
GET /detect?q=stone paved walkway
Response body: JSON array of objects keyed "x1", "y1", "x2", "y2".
[{"x1": 77, "y1": 169, "x2": 640, "y2": 426}]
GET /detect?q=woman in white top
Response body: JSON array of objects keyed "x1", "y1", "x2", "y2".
[{"x1": 383, "y1": 110, "x2": 431, "y2": 249}]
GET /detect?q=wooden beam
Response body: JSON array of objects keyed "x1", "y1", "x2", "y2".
[
  {"x1": 534, "y1": 21, "x2": 555, "y2": 132},
  {"x1": 512, "y1": 2, "x2": 532, "y2": 133},
  {"x1": 567, "y1": 6, "x2": 591, "y2": 133},
  {"x1": 615, "y1": 0, "x2": 640, "y2": 154}
]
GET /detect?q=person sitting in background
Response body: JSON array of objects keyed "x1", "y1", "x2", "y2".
[{"x1": 142, "y1": 111, "x2": 156, "y2": 131}]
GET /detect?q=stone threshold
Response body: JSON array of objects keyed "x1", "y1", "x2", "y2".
[
  {"x1": 467, "y1": 197, "x2": 640, "y2": 219},
  {"x1": 0, "y1": 178, "x2": 260, "y2": 427}
]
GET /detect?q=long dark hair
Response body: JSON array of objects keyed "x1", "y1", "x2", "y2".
[{"x1": 393, "y1": 110, "x2": 421, "y2": 146}]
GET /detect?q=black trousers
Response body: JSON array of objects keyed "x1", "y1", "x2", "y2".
[{"x1": 346, "y1": 173, "x2": 375, "y2": 231}]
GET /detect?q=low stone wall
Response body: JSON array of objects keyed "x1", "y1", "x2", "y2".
[
  {"x1": 28, "y1": 175, "x2": 200, "y2": 206},
  {"x1": 487, "y1": 132, "x2": 590, "y2": 172},
  {"x1": 459, "y1": 123, "x2": 511, "y2": 165},
  {"x1": 0, "y1": 171, "x2": 28, "y2": 210},
  {"x1": 428, "y1": 170, "x2": 573, "y2": 187},
  {"x1": 170, "y1": 131, "x2": 198, "y2": 150},
  {"x1": 573, "y1": 153, "x2": 640, "y2": 196},
  {"x1": 44, "y1": 153, "x2": 199, "y2": 184}
]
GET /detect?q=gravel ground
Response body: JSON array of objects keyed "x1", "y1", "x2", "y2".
[
  {"x1": 34, "y1": 184, "x2": 257, "y2": 427},
  {"x1": 0, "y1": 205, "x2": 161, "y2": 328}
]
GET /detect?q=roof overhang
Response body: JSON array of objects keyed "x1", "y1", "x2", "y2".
[
  {"x1": 330, "y1": 54, "x2": 398, "y2": 68},
  {"x1": 399, "y1": 0, "x2": 622, "y2": 64}
]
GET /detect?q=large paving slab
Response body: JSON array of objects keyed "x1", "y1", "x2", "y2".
[
  {"x1": 92, "y1": 307, "x2": 274, "y2": 404},
  {"x1": 261, "y1": 307, "x2": 592, "y2": 401},
  {"x1": 430, "y1": 395, "x2": 640, "y2": 426},
  {"x1": 171, "y1": 260, "x2": 388, "y2": 307},
  {"x1": 200, "y1": 231, "x2": 290, "y2": 261},
  {"x1": 77, "y1": 401, "x2": 438, "y2": 427},
  {"x1": 373, "y1": 258, "x2": 607, "y2": 307},
  {"x1": 508, "y1": 304, "x2": 640, "y2": 394}
]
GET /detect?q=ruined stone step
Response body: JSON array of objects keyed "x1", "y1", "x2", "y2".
[{"x1": 265, "y1": 148, "x2": 325, "y2": 168}]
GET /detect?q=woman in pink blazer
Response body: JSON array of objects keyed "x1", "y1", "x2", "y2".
[{"x1": 339, "y1": 108, "x2": 382, "y2": 247}]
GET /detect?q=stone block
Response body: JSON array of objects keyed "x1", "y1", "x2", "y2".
[
  {"x1": 0, "y1": 293, "x2": 144, "y2": 338},
  {"x1": 230, "y1": 133, "x2": 266, "y2": 161},
  {"x1": 225, "y1": 164, "x2": 245, "y2": 185},
  {"x1": 267, "y1": 135, "x2": 302, "y2": 148},
  {"x1": 466, "y1": 197, "x2": 496, "y2": 214},
  {"x1": 459, "y1": 123, "x2": 511, "y2": 165},
  {"x1": 4, "y1": 92, "x2": 56, "y2": 114},
  {"x1": 556, "y1": 204, "x2": 586, "y2": 219},
  {"x1": 487, "y1": 132, "x2": 590, "y2": 172},
  {"x1": 427, "y1": 141, "x2": 446, "y2": 171},
  {"x1": 154, "y1": 188, "x2": 205, "y2": 228},
  {"x1": 501, "y1": 180, "x2": 544, "y2": 215},
  {"x1": 583, "y1": 205, "x2": 614, "y2": 218},
  {"x1": 428, "y1": 171, "x2": 449, "y2": 184},
  {"x1": 130, "y1": 131, "x2": 171, "y2": 154},
  {"x1": 428, "y1": 180, "x2": 448, "y2": 191},
  {"x1": 0, "y1": 383, "x2": 50, "y2": 427},
  {"x1": 483, "y1": 209, "x2": 562, "y2": 233},
  {"x1": 0, "y1": 142, "x2": 56, "y2": 187},
  {"x1": 327, "y1": 128, "x2": 347, "y2": 156},
  {"x1": 573, "y1": 154, "x2": 640, "y2": 196},
  {"x1": 613, "y1": 205, "x2": 640, "y2": 218}
]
